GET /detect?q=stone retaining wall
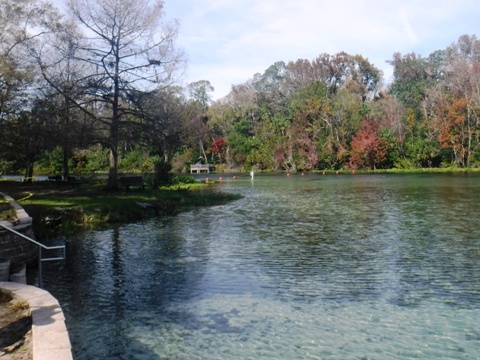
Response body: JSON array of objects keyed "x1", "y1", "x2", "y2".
[{"x1": 0, "y1": 193, "x2": 38, "y2": 268}]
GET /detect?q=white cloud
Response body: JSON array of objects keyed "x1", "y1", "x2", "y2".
[
  {"x1": 52, "y1": 0, "x2": 480, "y2": 99},
  {"x1": 400, "y1": 10, "x2": 419, "y2": 46}
]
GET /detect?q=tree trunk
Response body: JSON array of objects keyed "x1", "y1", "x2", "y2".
[
  {"x1": 200, "y1": 140, "x2": 208, "y2": 163},
  {"x1": 107, "y1": 146, "x2": 118, "y2": 190},
  {"x1": 62, "y1": 146, "x2": 69, "y2": 181},
  {"x1": 107, "y1": 48, "x2": 121, "y2": 191},
  {"x1": 24, "y1": 160, "x2": 34, "y2": 183}
]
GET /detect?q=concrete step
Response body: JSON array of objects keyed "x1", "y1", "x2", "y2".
[
  {"x1": 9, "y1": 263, "x2": 26, "y2": 284},
  {"x1": 0, "y1": 260, "x2": 10, "y2": 281},
  {"x1": 0, "y1": 260, "x2": 27, "y2": 284}
]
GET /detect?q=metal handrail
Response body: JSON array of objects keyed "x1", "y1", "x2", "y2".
[
  {"x1": 0, "y1": 223, "x2": 65, "y2": 286},
  {"x1": 0, "y1": 223, "x2": 66, "y2": 260}
]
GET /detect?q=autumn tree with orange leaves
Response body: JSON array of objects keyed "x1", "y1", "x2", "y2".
[{"x1": 348, "y1": 118, "x2": 390, "y2": 170}]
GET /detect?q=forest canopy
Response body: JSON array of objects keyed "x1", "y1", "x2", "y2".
[{"x1": 1, "y1": 0, "x2": 480, "y2": 186}]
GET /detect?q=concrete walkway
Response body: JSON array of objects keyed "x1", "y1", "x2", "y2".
[{"x1": 0, "y1": 282, "x2": 73, "y2": 360}]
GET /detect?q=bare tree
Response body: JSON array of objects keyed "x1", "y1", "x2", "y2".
[
  {"x1": 0, "y1": 0, "x2": 58, "y2": 122},
  {"x1": 32, "y1": 14, "x2": 94, "y2": 180},
  {"x1": 64, "y1": 0, "x2": 184, "y2": 189},
  {"x1": 0, "y1": 0, "x2": 63, "y2": 180}
]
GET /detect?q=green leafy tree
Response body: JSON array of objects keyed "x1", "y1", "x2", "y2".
[
  {"x1": 188, "y1": 80, "x2": 214, "y2": 111},
  {"x1": 388, "y1": 52, "x2": 431, "y2": 113},
  {"x1": 227, "y1": 119, "x2": 253, "y2": 167},
  {"x1": 1, "y1": 111, "x2": 49, "y2": 180}
]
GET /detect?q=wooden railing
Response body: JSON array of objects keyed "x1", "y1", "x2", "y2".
[{"x1": 190, "y1": 164, "x2": 215, "y2": 173}]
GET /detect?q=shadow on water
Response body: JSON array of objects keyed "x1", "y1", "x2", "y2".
[{"x1": 41, "y1": 220, "x2": 212, "y2": 359}]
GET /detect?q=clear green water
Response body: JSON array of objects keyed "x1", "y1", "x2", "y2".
[{"x1": 42, "y1": 173, "x2": 480, "y2": 359}]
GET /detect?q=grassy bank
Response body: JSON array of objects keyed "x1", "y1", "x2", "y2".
[
  {"x1": 366, "y1": 167, "x2": 480, "y2": 174},
  {"x1": 313, "y1": 167, "x2": 480, "y2": 175},
  {"x1": 0, "y1": 180, "x2": 242, "y2": 239}
]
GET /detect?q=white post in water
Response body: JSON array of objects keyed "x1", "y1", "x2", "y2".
[{"x1": 250, "y1": 171, "x2": 255, "y2": 179}]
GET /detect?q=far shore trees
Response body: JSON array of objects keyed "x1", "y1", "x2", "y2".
[{"x1": 2, "y1": 1, "x2": 480, "y2": 179}]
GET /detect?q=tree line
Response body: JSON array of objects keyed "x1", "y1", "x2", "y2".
[
  {"x1": 1, "y1": 0, "x2": 480, "y2": 190},
  {"x1": 208, "y1": 36, "x2": 480, "y2": 172}
]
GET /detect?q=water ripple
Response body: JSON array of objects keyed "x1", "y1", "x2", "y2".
[{"x1": 42, "y1": 174, "x2": 480, "y2": 359}]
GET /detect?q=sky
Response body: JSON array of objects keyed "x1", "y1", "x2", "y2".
[
  {"x1": 163, "y1": 0, "x2": 480, "y2": 99},
  {"x1": 53, "y1": 0, "x2": 480, "y2": 100}
]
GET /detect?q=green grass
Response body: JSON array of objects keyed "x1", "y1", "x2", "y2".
[
  {"x1": 0, "y1": 195, "x2": 16, "y2": 222},
  {"x1": 313, "y1": 167, "x2": 480, "y2": 174},
  {"x1": 0, "y1": 207, "x2": 16, "y2": 222},
  {"x1": 0, "y1": 180, "x2": 242, "y2": 239}
]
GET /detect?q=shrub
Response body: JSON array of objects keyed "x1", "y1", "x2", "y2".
[{"x1": 171, "y1": 175, "x2": 197, "y2": 185}]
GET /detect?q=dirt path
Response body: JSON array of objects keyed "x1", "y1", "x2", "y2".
[{"x1": 0, "y1": 289, "x2": 32, "y2": 360}]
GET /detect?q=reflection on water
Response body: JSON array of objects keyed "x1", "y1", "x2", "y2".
[{"x1": 41, "y1": 174, "x2": 480, "y2": 359}]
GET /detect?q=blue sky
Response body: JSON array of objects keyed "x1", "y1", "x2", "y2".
[
  {"x1": 164, "y1": 0, "x2": 480, "y2": 99},
  {"x1": 53, "y1": 0, "x2": 480, "y2": 100}
]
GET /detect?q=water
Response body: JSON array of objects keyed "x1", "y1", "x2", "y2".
[{"x1": 41, "y1": 173, "x2": 480, "y2": 359}]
